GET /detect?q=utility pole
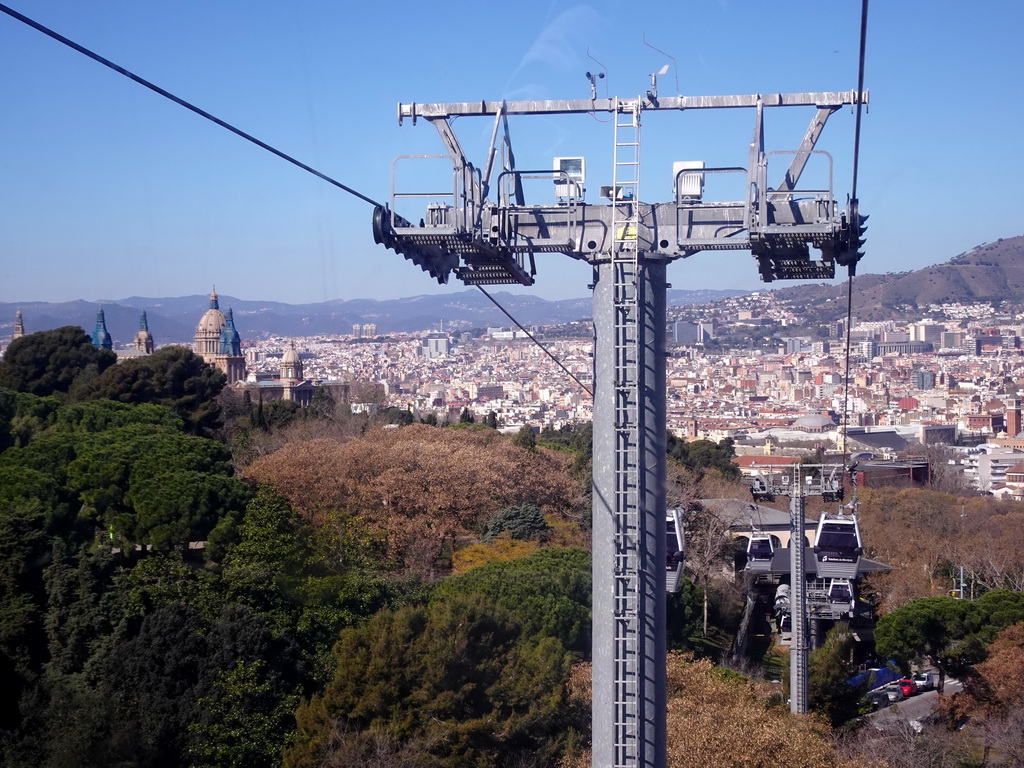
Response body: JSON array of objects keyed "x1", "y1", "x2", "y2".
[
  {"x1": 752, "y1": 464, "x2": 854, "y2": 715},
  {"x1": 790, "y1": 472, "x2": 809, "y2": 714},
  {"x1": 375, "y1": 84, "x2": 865, "y2": 768},
  {"x1": 957, "y1": 504, "x2": 967, "y2": 599}
]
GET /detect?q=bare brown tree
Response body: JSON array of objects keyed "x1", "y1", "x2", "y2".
[
  {"x1": 834, "y1": 718, "x2": 973, "y2": 768},
  {"x1": 314, "y1": 721, "x2": 444, "y2": 768},
  {"x1": 927, "y1": 621, "x2": 1024, "y2": 765},
  {"x1": 244, "y1": 425, "x2": 581, "y2": 577},
  {"x1": 681, "y1": 502, "x2": 734, "y2": 636},
  {"x1": 978, "y1": 707, "x2": 1024, "y2": 766},
  {"x1": 856, "y1": 489, "x2": 1024, "y2": 612},
  {"x1": 900, "y1": 442, "x2": 969, "y2": 494},
  {"x1": 665, "y1": 653, "x2": 839, "y2": 768}
]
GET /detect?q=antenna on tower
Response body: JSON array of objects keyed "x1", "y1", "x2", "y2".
[
  {"x1": 647, "y1": 64, "x2": 669, "y2": 102},
  {"x1": 586, "y1": 47, "x2": 608, "y2": 99},
  {"x1": 643, "y1": 34, "x2": 679, "y2": 94}
]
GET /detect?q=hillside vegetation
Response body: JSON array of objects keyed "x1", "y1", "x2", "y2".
[
  {"x1": 5, "y1": 326, "x2": 1024, "y2": 766},
  {"x1": 773, "y1": 234, "x2": 1024, "y2": 321}
]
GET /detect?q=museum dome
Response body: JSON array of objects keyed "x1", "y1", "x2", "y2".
[
  {"x1": 196, "y1": 289, "x2": 226, "y2": 335},
  {"x1": 194, "y1": 289, "x2": 226, "y2": 356},
  {"x1": 282, "y1": 341, "x2": 300, "y2": 365},
  {"x1": 280, "y1": 340, "x2": 303, "y2": 381}
]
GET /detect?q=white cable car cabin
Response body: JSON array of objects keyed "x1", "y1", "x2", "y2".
[
  {"x1": 746, "y1": 533, "x2": 775, "y2": 572},
  {"x1": 666, "y1": 509, "x2": 685, "y2": 593},
  {"x1": 827, "y1": 578, "x2": 855, "y2": 613},
  {"x1": 813, "y1": 514, "x2": 863, "y2": 579}
]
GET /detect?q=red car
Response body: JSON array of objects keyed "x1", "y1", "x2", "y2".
[{"x1": 897, "y1": 679, "x2": 916, "y2": 697}]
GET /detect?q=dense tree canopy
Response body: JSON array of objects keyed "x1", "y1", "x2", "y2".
[
  {"x1": 0, "y1": 388, "x2": 16, "y2": 450},
  {"x1": 667, "y1": 435, "x2": 740, "y2": 480},
  {"x1": 0, "y1": 366, "x2": 357, "y2": 766},
  {"x1": 54, "y1": 398, "x2": 185, "y2": 433},
  {"x1": 875, "y1": 591, "x2": 1024, "y2": 676},
  {"x1": 0, "y1": 478, "x2": 424, "y2": 768},
  {"x1": 0, "y1": 326, "x2": 117, "y2": 398},
  {"x1": 84, "y1": 346, "x2": 226, "y2": 434},
  {"x1": 482, "y1": 502, "x2": 550, "y2": 542},
  {"x1": 286, "y1": 549, "x2": 591, "y2": 768},
  {"x1": 218, "y1": 487, "x2": 416, "y2": 660},
  {"x1": 808, "y1": 625, "x2": 866, "y2": 725},
  {"x1": 67, "y1": 422, "x2": 248, "y2": 548},
  {"x1": 432, "y1": 548, "x2": 591, "y2": 651},
  {"x1": 20, "y1": 344, "x2": 1024, "y2": 768},
  {"x1": 0, "y1": 397, "x2": 240, "y2": 703},
  {"x1": 875, "y1": 596, "x2": 982, "y2": 676}
]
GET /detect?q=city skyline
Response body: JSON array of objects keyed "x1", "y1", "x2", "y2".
[
  {"x1": 7, "y1": 229, "x2": 1024, "y2": 346},
  {"x1": 2, "y1": 1, "x2": 1020, "y2": 305}
]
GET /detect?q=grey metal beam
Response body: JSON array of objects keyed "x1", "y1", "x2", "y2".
[
  {"x1": 431, "y1": 118, "x2": 469, "y2": 168},
  {"x1": 398, "y1": 91, "x2": 868, "y2": 122},
  {"x1": 776, "y1": 107, "x2": 840, "y2": 192},
  {"x1": 477, "y1": 200, "x2": 830, "y2": 258},
  {"x1": 480, "y1": 104, "x2": 507, "y2": 204}
]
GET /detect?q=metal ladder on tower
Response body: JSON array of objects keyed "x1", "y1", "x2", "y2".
[{"x1": 611, "y1": 97, "x2": 642, "y2": 768}]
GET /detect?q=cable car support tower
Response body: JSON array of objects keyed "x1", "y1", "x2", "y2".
[{"x1": 374, "y1": 82, "x2": 866, "y2": 768}]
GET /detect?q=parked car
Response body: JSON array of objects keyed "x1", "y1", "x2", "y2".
[
  {"x1": 913, "y1": 671, "x2": 936, "y2": 691},
  {"x1": 898, "y1": 679, "x2": 917, "y2": 697},
  {"x1": 866, "y1": 689, "x2": 892, "y2": 710},
  {"x1": 882, "y1": 684, "x2": 905, "y2": 702}
]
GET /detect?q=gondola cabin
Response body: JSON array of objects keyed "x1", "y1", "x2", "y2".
[
  {"x1": 813, "y1": 514, "x2": 863, "y2": 578},
  {"x1": 666, "y1": 508, "x2": 685, "y2": 593},
  {"x1": 750, "y1": 476, "x2": 774, "y2": 502},
  {"x1": 827, "y1": 578, "x2": 855, "y2": 613},
  {"x1": 746, "y1": 533, "x2": 775, "y2": 572}
]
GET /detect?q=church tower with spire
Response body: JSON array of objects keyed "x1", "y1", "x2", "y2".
[
  {"x1": 219, "y1": 307, "x2": 242, "y2": 356},
  {"x1": 13, "y1": 309, "x2": 25, "y2": 341},
  {"x1": 133, "y1": 311, "x2": 155, "y2": 354},
  {"x1": 91, "y1": 308, "x2": 112, "y2": 350},
  {"x1": 216, "y1": 307, "x2": 246, "y2": 384}
]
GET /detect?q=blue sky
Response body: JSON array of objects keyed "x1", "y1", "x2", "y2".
[{"x1": 0, "y1": 0, "x2": 1020, "y2": 305}]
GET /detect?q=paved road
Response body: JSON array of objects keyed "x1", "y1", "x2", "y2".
[{"x1": 867, "y1": 679, "x2": 963, "y2": 730}]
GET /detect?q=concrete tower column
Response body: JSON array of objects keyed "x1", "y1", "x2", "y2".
[{"x1": 591, "y1": 256, "x2": 667, "y2": 768}]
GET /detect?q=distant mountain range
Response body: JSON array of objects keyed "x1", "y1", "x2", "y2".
[
  {"x1": 0, "y1": 288, "x2": 744, "y2": 345},
  {"x1": 5, "y1": 234, "x2": 1023, "y2": 344}
]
